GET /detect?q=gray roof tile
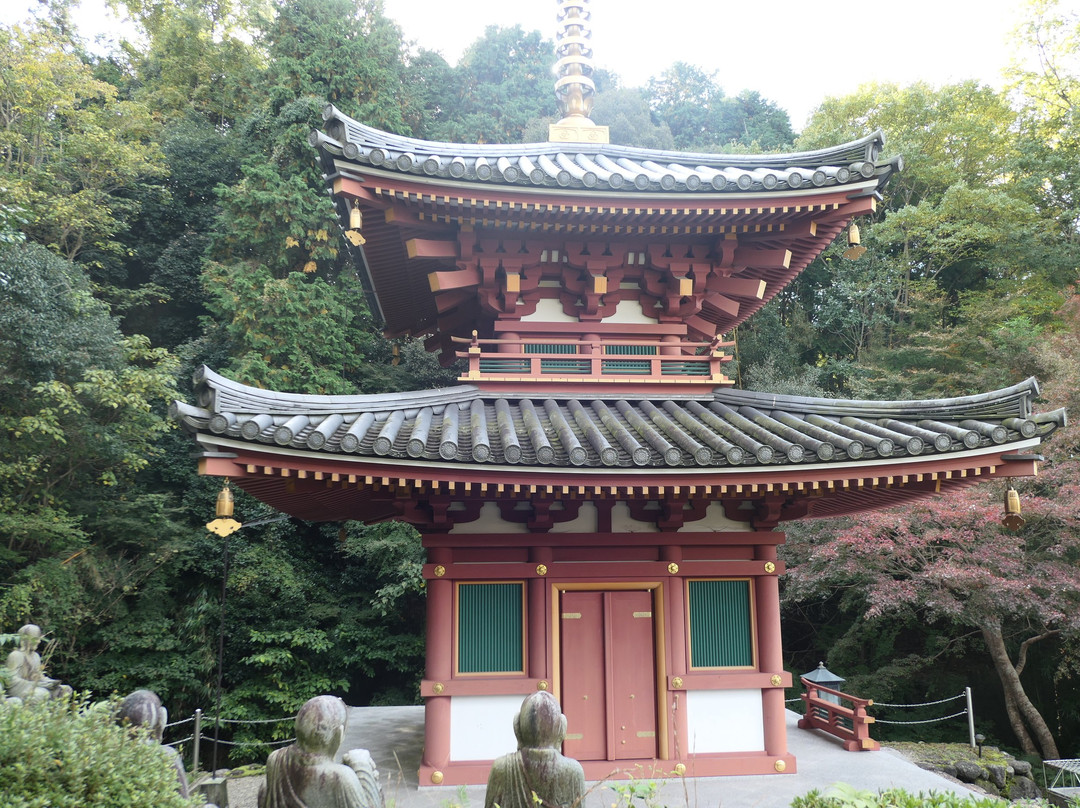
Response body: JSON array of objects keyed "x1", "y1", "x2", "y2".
[
  {"x1": 171, "y1": 368, "x2": 1064, "y2": 472},
  {"x1": 312, "y1": 107, "x2": 902, "y2": 196}
]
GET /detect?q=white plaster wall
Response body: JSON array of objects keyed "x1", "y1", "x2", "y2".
[
  {"x1": 449, "y1": 694, "x2": 523, "y2": 761},
  {"x1": 549, "y1": 502, "x2": 598, "y2": 533},
  {"x1": 602, "y1": 299, "x2": 657, "y2": 324},
  {"x1": 610, "y1": 502, "x2": 660, "y2": 533},
  {"x1": 521, "y1": 298, "x2": 577, "y2": 323},
  {"x1": 449, "y1": 502, "x2": 529, "y2": 534},
  {"x1": 676, "y1": 502, "x2": 749, "y2": 532},
  {"x1": 685, "y1": 689, "x2": 765, "y2": 753}
]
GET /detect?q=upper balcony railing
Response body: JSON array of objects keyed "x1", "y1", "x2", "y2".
[{"x1": 454, "y1": 333, "x2": 734, "y2": 385}]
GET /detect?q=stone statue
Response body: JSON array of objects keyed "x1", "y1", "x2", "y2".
[
  {"x1": 258, "y1": 695, "x2": 382, "y2": 808},
  {"x1": 5, "y1": 624, "x2": 71, "y2": 703},
  {"x1": 116, "y1": 689, "x2": 191, "y2": 798},
  {"x1": 484, "y1": 692, "x2": 586, "y2": 808}
]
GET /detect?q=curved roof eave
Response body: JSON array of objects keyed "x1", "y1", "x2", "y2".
[
  {"x1": 320, "y1": 105, "x2": 887, "y2": 167},
  {"x1": 313, "y1": 106, "x2": 900, "y2": 196},
  {"x1": 170, "y1": 368, "x2": 1064, "y2": 472}
]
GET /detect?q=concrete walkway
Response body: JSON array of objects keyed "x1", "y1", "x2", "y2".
[{"x1": 222, "y1": 707, "x2": 978, "y2": 808}]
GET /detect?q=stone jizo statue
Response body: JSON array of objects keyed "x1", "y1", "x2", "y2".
[
  {"x1": 5, "y1": 624, "x2": 71, "y2": 703},
  {"x1": 484, "y1": 691, "x2": 586, "y2": 808},
  {"x1": 258, "y1": 695, "x2": 382, "y2": 808},
  {"x1": 117, "y1": 688, "x2": 191, "y2": 798}
]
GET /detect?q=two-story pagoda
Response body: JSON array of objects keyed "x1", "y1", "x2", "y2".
[{"x1": 171, "y1": 0, "x2": 1065, "y2": 786}]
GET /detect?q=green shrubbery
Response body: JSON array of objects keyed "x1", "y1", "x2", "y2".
[
  {"x1": 0, "y1": 697, "x2": 196, "y2": 807},
  {"x1": 790, "y1": 783, "x2": 1055, "y2": 807}
]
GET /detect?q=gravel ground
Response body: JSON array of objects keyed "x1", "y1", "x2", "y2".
[{"x1": 226, "y1": 774, "x2": 261, "y2": 808}]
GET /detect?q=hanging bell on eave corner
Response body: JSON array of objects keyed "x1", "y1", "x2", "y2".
[
  {"x1": 215, "y1": 482, "x2": 235, "y2": 518},
  {"x1": 346, "y1": 200, "x2": 366, "y2": 246},
  {"x1": 1002, "y1": 485, "x2": 1025, "y2": 531},
  {"x1": 842, "y1": 221, "x2": 867, "y2": 261}
]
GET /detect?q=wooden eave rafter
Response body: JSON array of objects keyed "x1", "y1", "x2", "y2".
[
  {"x1": 334, "y1": 172, "x2": 876, "y2": 234},
  {"x1": 334, "y1": 172, "x2": 876, "y2": 341},
  {"x1": 197, "y1": 441, "x2": 1041, "y2": 527}
]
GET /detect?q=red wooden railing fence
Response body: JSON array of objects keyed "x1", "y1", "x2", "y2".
[{"x1": 798, "y1": 677, "x2": 880, "y2": 751}]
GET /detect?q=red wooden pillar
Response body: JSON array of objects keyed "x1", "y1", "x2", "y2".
[
  {"x1": 662, "y1": 544, "x2": 687, "y2": 762},
  {"x1": 660, "y1": 334, "x2": 682, "y2": 356},
  {"x1": 423, "y1": 546, "x2": 453, "y2": 779},
  {"x1": 529, "y1": 547, "x2": 551, "y2": 680},
  {"x1": 754, "y1": 539, "x2": 790, "y2": 766}
]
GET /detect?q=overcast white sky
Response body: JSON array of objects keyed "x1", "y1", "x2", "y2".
[{"x1": 2, "y1": 0, "x2": 1027, "y2": 129}]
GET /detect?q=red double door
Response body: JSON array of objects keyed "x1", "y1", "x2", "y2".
[{"x1": 559, "y1": 590, "x2": 658, "y2": 761}]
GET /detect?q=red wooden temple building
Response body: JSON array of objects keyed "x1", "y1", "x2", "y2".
[{"x1": 172, "y1": 0, "x2": 1064, "y2": 786}]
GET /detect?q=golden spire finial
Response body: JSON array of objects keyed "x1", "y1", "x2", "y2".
[{"x1": 549, "y1": 0, "x2": 609, "y2": 144}]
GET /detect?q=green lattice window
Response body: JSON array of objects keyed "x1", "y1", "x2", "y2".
[
  {"x1": 688, "y1": 579, "x2": 753, "y2": 668},
  {"x1": 604, "y1": 344, "x2": 658, "y2": 355},
  {"x1": 525, "y1": 344, "x2": 578, "y2": 354},
  {"x1": 457, "y1": 582, "x2": 524, "y2": 673}
]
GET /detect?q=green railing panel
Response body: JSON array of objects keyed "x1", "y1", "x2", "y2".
[
  {"x1": 688, "y1": 579, "x2": 753, "y2": 668},
  {"x1": 661, "y1": 360, "x2": 710, "y2": 376},
  {"x1": 525, "y1": 344, "x2": 578, "y2": 354},
  {"x1": 541, "y1": 358, "x2": 590, "y2": 373},
  {"x1": 601, "y1": 359, "x2": 651, "y2": 375},
  {"x1": 479, "y1": 359, "x2": 531, "y2": 373},
  {"x1": 605, "y1": 345, "x2": 658, "y2": 355},
  {"x1": 458, "y1": 583, "x2": 524, "y2": 673}
]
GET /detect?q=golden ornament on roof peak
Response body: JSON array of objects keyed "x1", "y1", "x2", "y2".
[{"x1": 549, "y1": 0, "x2": 609, "y2": 143}]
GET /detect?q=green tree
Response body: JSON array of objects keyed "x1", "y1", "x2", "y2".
[
  {"x1": 0, "y1": 243, "x2": 177, "y2": 515},
  {"x1": 117, "y1": 0, "x2": 266, "y2": 126},
  {"x1": 594, "y1": 87, "x2": 674, "y2": 149},
  {"x1": 212, "y1": 517, "x2": 426, "y2": 739},
  {"x1": 431, "y1": 25, "x2": 555, "y2": 144},
  {"x1": 122, "y1": 114, "x2": 242, "y2": 346},
  {"x1": 0, "y1": 22, "x2": 166, "y2": 261},
  {"x1": 801, "y1": 82, "x2": 1017, "y2": 210},
  {"x1": 1008, "y1": 0, "x2": 1080, "y2": 283},
  {"x1": 259, "y1": 0, "x2": 417, "y2": 132},
  {"x1": 647, "y1": 62, "x2": 793, "y2": 151},
  {"x1": 779, "y1": 80, "x2": 1076, "y2": 396},
  {"x1": 0, "y1": 243, "x2": 190, "y2": 693},
  {"x1": 211, "y1": 97, "x2": 341, "y2": 276},
  {"x1": 201, "y1": 261, "x2": 380, "y2": 394}
]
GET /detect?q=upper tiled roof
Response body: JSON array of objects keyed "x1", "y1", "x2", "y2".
[
  {"x1": 312, "y1": 106, "x2": 901, "y2": 197},
  {"x1": 172, "y1": 369, "x2": 1062, "y2": 472}
]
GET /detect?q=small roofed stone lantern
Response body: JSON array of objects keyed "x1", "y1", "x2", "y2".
[{"x1": 803, "y1": 662, "x2": 845, "y2": 706}]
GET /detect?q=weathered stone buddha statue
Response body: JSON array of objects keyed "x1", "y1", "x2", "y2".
[
  {"x1": 5, "y1": 624, "x2": 70, "y2": 702},
  {"x1": 258, "y1": 695, "x2": 382, "y2": 808},
  {"x1": 484, "y1": 692, "x2": 586, "y2": 808},
  {"x1": 116, "y1": 689, "x2": 191, "y2": 798}
]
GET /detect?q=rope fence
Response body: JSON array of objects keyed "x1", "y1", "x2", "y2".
[
  {"x1": 875, "y1": 710, "x2": 969, "y2": 726},
  {"x1": 873, "y1": 693, "x2": 967, "y2": 709},
  {"x1": 869, "y1": 688, "x2": 974, "y2": 744},
  {"x1": 214, "y1": 716, "x2": 295, "y2": 726},
  {"x1": 163, "y1": 707, "x2": 300, "y2": 774},
  {"x1": 162, "y1": 686, "x2": 980, "y2": 772},
  {"x1": 211, "y1": 736, "x2": 296, "y2": 748},
  {"x1": 787, "y1": 684, "x2": 978, "y2": 746}
]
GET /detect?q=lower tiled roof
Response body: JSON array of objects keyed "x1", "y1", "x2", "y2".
[{"x1": 170, "y1": 369, "x2": 1064, "y2": 471}]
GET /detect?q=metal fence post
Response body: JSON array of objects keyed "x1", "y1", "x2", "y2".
[
  {"x1": 966, "y1": 687, "x2": 975, "y2": 748},
  {"x1": 192, "y1": 708, "x2": 202, "y2": 776}
]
